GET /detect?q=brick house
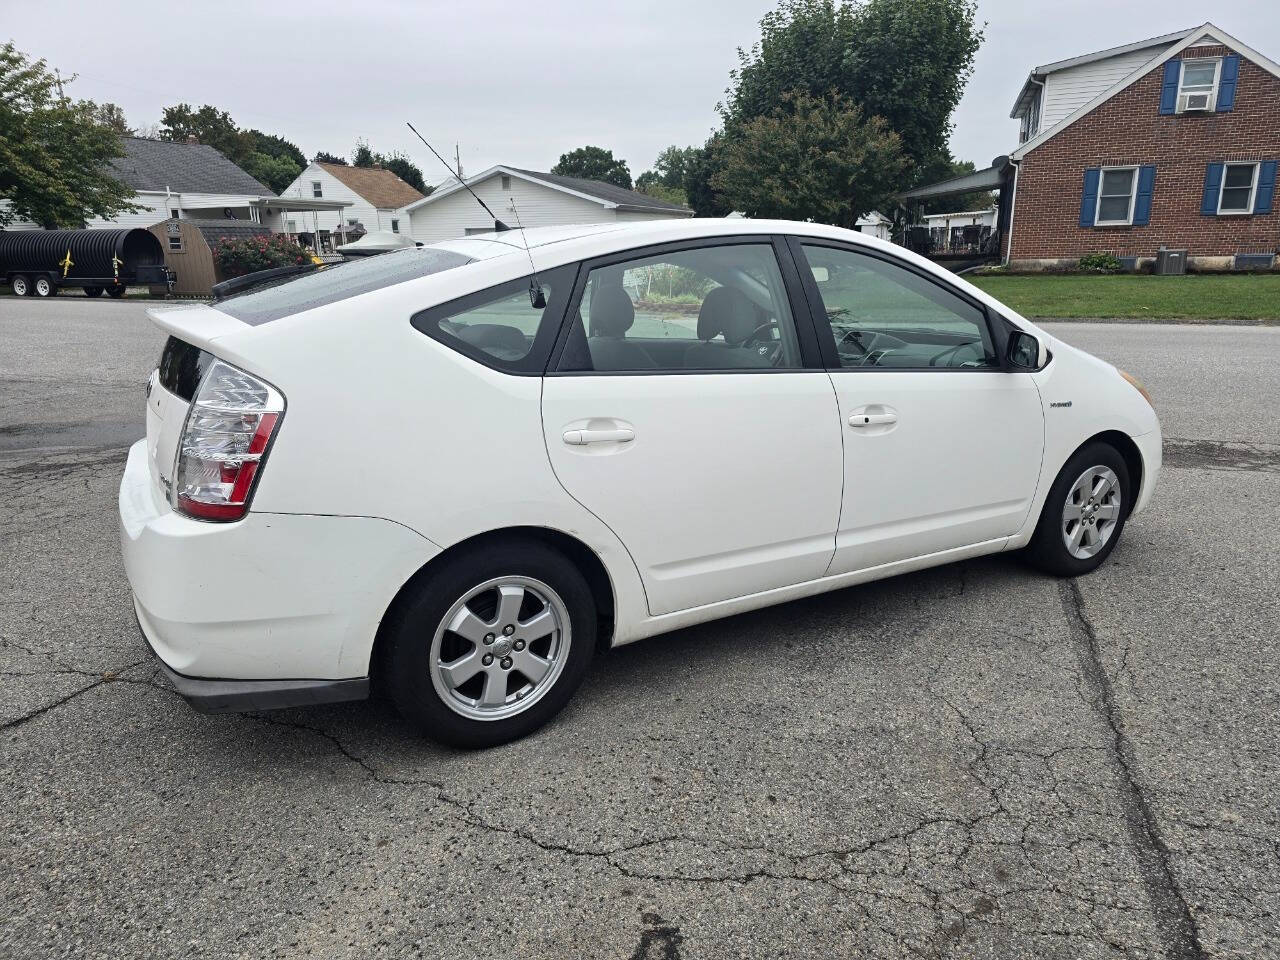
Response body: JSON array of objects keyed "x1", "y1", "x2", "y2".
[{"x1": 904, "y1": 23, "x2": 1279, "y2": 271}]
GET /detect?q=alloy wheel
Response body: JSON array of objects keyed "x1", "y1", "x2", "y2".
[
  {"x1": 428, "y1": 576, "x2": 571, "y2": 721},
  {"x1": 1061, "y1": 465, "x2": 1122, "y2": 559}
]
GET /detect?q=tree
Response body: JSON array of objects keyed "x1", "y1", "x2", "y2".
[
  {"x1": 711, "y1": 91, "x2": 906, "y2": 228},
  {"x1": 157, "y1": 104, "x2": 309, "y2": 192},
  {"x1": 352, "y1": 139, "x2": 376, "y2": 168},
  {"x1": 683, "y1": 135, "x2": 732, "y2": 217},
  {"x1": 159, "y1": 103, "x2": 243, "y2": 160},
  {"x1": 636, "y1": 180, "x2": 687, "y2": 207},
  {"x1": 240, "y1": 128, "x2": 306, "y2": 193},
  {"x1": 0, "y1": 43, "x2": 138, "y2": 228},
  {"x1": 313, "y1": 150, "x2": 347, "y2": 165},
  {"x1": 722, "y1": 0, "x2": 983, "y2": 184},
  {"x1": 94, "y1": 102, "x2": 131, "y2": 135},
  {"x1": 551, "y1": 146, "x2": 632, "y2": 189}
]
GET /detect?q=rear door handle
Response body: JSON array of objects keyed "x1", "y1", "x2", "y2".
[
  {"x1": 849, "y1": 412, "x2": 897, "y2": 427},
  {"x1": 563, "y1": 427, "x2": 635, "y2": 445}
]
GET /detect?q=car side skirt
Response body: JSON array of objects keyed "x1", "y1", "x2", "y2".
[{"x1": 612, "y1": 536, "x2": 1010, "y2": 646}]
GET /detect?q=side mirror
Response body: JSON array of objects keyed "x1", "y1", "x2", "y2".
[{"x1": 1007, "y1": 330, "x2": 1047, "y2": 370}]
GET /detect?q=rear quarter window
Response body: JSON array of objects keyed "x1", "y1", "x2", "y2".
[
  {"x1": 213, "y1": 247, "x2": 473, "y2": 325},
  {"x1": 410, "y1": 264, "x2": 577, "y2": 374}
]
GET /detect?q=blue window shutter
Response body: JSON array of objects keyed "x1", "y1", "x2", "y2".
[
  {"x1": 1079, "y1": 168, "x2": 1101, "y2": 227},
  {"x1": 1201, "y1": 163, "x2": 1225, "y2": 215},
  {"x1": 1133, "y1": 166, "x2": 1156, "y2": 225},
  {"x1": 1256, "y1": 161, "x2": 1277, "y2": 214},
  {"x1": 1217, "y1": 54, "x2": 1240, "y2": 111},
  {"x1": 1159, "y1": 60, "x2": 1181, "y2": 114}
]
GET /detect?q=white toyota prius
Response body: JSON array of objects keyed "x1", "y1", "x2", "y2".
[{"x1": 119, "y1": 218, "x2": 1160, "y2": 747}]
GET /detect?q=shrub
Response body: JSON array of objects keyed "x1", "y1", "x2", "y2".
[
  {"x1": 213, "y1": 233, "x2": 314, "y2": 278},
  {"x1": 1077, "y1": 252, "x2": 1124, "y2": 274}
]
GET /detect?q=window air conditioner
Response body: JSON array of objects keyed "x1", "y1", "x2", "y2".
[{"x1": 1180, "y1": 92, "x2": 1212, "y2": 112}]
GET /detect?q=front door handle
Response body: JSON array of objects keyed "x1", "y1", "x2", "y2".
[
  {"x1": 848, "y1": 411, "x2": 897, "y2": 428},
  {"x1": 563, "y1": 426, "x2": 635, "y2": 445}
]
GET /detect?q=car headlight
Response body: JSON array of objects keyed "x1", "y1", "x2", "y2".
[{"x1": 1118, "y1": 369, "x2": 1154, "y2": 409}]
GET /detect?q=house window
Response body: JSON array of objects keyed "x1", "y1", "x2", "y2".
[
  {"x1": 170, "y1": 209, "x2": 180, "y2": 220},
  {"x1": 501, "y1": 174, "x2": 511, "y2": 191},
  {"x1": 1219, "y1": 162, "x2": 1258, "y2": 214},
  {"x1": 348, "y1": 218, "x2": 358, "y2": 226},
  {"x1": 168, "y1": 235, "x2": 183, "y2": 251},
  {"x1": 1177, "y1": 59, "x2": 1220, "y2": 112},
  {"x1": 1096, "y1": 167, "x2": 1138, "y2": 225},
  {"x1": 311, "y1": 181, "x2": 323, "y2": 198},
  {"x1": 391, "y1": 219, "x2": 400, "y2": 233},
  {"x1": 287, "y1": 219, "x2": 297, "y2": 233}
]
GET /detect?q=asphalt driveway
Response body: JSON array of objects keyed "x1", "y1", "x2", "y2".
[{"x1": 2, "y1": 299, "x2": 1277, "y2": 959}]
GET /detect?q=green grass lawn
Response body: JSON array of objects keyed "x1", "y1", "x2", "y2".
[{"x1": 967, "y1": 273, "x2": 1280, "y2": 321}]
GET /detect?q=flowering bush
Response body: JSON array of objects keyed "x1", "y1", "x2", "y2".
[{"x1": 213, "y1": 233, "x2": 313, "y2": 278}]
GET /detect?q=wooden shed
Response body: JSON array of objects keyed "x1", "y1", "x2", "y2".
[{"x1": 147, "y1": 218, "x2": 271, "y2": 296}]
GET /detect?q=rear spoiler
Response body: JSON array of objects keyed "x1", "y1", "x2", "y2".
[
  {"x1": 146, "y1": 303, "x2": 249, "y2": 352},
  {"x1": 210, "y1": 263, "x2": 322, "y2": 301}
]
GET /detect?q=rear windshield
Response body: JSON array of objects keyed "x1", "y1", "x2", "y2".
[{"x1": 213, "y1": 247, "x2": 473, "y2": 325}]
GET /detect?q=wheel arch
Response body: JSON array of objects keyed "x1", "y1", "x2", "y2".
[
  {"x1": 370, "y1": 525, "x2": 617, "y2": 680},
  {"x1": 1070, "y1": 430, "x2": 1144, "y2": 514}
]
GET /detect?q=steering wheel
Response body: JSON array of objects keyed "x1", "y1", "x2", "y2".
[
  {"x1": 744, "y1": 321, "x2": 784, "y2": 366},
  {"x1": 928, "y1": 341, "x2": 981, "y2": 367}
]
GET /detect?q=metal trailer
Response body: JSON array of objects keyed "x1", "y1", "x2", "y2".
[{"x1": 0, "y1": 229, "x2": 173, "y2": 298}]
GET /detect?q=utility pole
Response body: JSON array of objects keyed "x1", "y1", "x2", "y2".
[
  {"x1": 53, "y1": 68, "x2": 66, "y2": 100},
  {"x1": 455, "y1": 143, "x2": 463, "y2": 180}
]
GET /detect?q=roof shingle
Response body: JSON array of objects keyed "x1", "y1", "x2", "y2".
[
  {"x1": 315, "y1": 162, "x2": 425, "y2": 209},
  {"x1": 109, "y1": 137, "x2": 274, "y2": 196},
  {"x1": 510, "y1": 168, "x2": 691, "y2": 211}
]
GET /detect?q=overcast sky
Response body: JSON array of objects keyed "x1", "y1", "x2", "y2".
[{"x1": 3, "y1": 0, "x2": 1277, "y2": 187}]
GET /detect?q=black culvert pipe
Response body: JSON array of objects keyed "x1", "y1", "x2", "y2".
[{"x1": 0, "y1": 229, "x2": 164, "y2": 282}]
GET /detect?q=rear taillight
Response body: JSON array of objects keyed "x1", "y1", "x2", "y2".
[{"x1": 173, "y1": 360, "x2": 284, "y2": 522}]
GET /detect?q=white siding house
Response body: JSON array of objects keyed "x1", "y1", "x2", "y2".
[
  {"x1": 276, "y1": 162, "x2": 424, "y2": 250},
  {"x1": 1, "y1": 137, "x2": 277, "y2": 231},
  {"x1": 1011, "y1": 30, "x2": 1185, "y2": 142},
  {"x1": 406, "y1": 166, "x2": 693, "y2": 244}
]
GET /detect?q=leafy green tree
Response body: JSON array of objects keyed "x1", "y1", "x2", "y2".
[
  {"x1": 159, "y1": 103, "x2": 244, "y2": 160},
  {"x1": 722, "y1": 0, "x2": 983, "y2": 183},
  {"x1": 711, "y1": 90, "x2": 906, "y2": 228},
  {"x1": 636, "y1": 180, "x2": 687, "y2": 207},
  {"x1": 683, "y1": 135, "x2": 732, "y2": 217},
  {"x1": 0, "y1": 43, "x2": 138, "y2": 228},
  {"x1": 239, "y1": 129, "x2": 307, "y2": 192},
  {"x1": 313, "y1": 150, "x2": 347, "y2": 165},
  {"x1": 94, "y1": 102, "x2": 131, "y2": 135},
  {"x1": 551, "y1": 146, "x2": 632, "y2": 189},
  {"x1": 352, "y1": 139, "x2": 376, "y2": 168}
]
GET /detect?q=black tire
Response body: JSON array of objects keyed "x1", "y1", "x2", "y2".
[
  {"x1": 106, "y1": 285, "x2": 126, "y2": 299},
  {"x1": 383, "y1": 540, "x2": 597, "y2": 748},
  {"x1": 34, "y1": 276, "x2": 57, "y2": 297},
  {"x1": 11, "y1": 275, "x2": 31, "y2": 297},
  {"x1": 84, "y1": 286, "x2": 104, "y2": 298},
  {"x1": 1023, "y1": 440, "x2": 1131, "y2": 577}
]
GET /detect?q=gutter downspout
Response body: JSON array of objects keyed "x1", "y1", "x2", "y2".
[{"x1": 1002, "y1": 159, "x2": 1021, "y2": 267}]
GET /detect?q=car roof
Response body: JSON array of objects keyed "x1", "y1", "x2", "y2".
[{"x1": 429, "y1": 217, "x2": 894, "y2": 271}]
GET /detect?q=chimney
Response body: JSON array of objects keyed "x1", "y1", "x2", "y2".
[
  {"x1": 372, "y1": 162, "x2": 382, "y2": 170},
  {"x1": 186, "y1": 135, "x2": 199, "y2": 145}
]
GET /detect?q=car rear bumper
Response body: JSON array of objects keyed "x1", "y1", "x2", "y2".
[
  {"x1": 119, "y1": 439, "x2": 438, "y2": 685},
  {"x1": 136, "y1": 607, "x2": 369, "y2": 713}
]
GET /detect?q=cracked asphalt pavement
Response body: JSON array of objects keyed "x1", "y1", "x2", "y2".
[{"x1": 2, "y1": 299, "x2": 1278, "y2": 959}]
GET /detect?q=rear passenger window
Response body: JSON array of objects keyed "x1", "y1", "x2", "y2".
[
  {"x1": 556, "y1": 243, "x2": 802, "y2": 372},
  {"x1": 411, "y1": 265, "x2": 576, "y2": 374}
]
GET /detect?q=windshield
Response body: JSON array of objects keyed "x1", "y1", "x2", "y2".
[{"x1": 213, "y1": 246, "x2": 473, "y2": 325}]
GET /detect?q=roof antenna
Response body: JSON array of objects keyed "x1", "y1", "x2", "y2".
[
  {"x1": 507, "y1": 196, "x2": 546, "y2": 309},
  {"x1": 405, "y1": 121, "x2": 509, "y2": 232}
]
